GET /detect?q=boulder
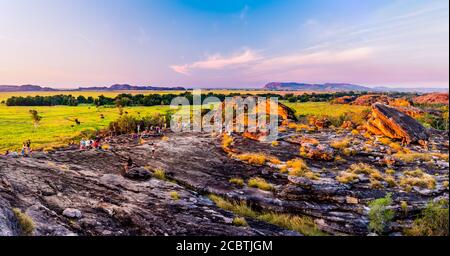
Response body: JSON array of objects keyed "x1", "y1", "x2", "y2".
[
  {"x1": 365, "y1": 103, "x2": 429, "y2": 145},
  {"x1": 62, "y1": 208, "x2": 82, "y2": 219},
  {"x1": 124, "y1": 167, "x2": 152, "y2": 181}
]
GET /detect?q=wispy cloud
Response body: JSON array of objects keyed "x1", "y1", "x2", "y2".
[
  {"x1": 135, "y1": 27, "x2": 151, "y2": 46},
  {"x1": 239, "y1": 5, "x2": 249, "y2": 20},
  {"x1": 170, "y1": 49, "x2": 261, "y2": 75}
]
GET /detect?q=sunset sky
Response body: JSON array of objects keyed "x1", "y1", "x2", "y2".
[{"x1": 0, "y1": 0, "x2": 448, "y2": 88}]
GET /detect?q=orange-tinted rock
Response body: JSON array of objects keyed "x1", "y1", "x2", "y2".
[
  {"x1": 365, "y1": 103, "x2": 429, "y2": 144},
  {"x1": 332, "y1": 96, "x2": 356, "y2": 104},
  {"x1": 352, "y1": 95, "x2": 391, "y2": 106},
  {"x1": 413, "y1": 93, "x2": 449, "y2": 105},
  {"x1": 341, "y1": 121, "x2": 354, "y2": 129},
  {"x1": 308, "y1": 116, "x2": 331, "y2": 129},
  {"x1": 216, "y1": 97, "x2": 297, "y2": 141},
  {"x1": 395, "y1": 106, "x2": 425, "y2": 119},
  {"x1": 352, "y1": 95, "x2": 411, "y2": 107}
]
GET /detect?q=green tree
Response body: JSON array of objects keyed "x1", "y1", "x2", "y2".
[
  {"x1": 368, "y1": 193, "x2": 395, "y2": 234},
  {"x1": 29, "y1": 110, "x2": 42, "y2": 131}
]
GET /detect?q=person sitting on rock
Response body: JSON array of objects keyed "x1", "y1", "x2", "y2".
[
  {"x1": 80, "y1": 139, "x2": 85, "y2": 150},
  {"x1": 124, "y1": 156, "x2": 133, "y2": 174}
]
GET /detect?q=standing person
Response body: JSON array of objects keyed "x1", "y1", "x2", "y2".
[
  {"x1": 93, "y1": 139, "x2": 99, "y2": 150},
  {"x1": 21, "y1": 143, "x2": 27, "y2": 157},
  {"x1": 26, "y1": 140, "x2": 31, "y2": 152},
  {"x1": 150, "y1": 143, "x2": 157, "y2": 158}
]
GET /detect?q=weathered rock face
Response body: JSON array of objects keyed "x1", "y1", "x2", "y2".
[
  {"x1": 332, "y1": 96, "x2": 356, "y2": 104},
  {"x1": 352, "y1": 95, "x2": 411, "y2": 107},
  {"x1": 1, "y1": 125, "x2": 448, "y2": 236},
  {"x1": 413, "y1": 93, "x2": 449, "y2": 105},
  {"x1": 0, "y1": 145, "x2": 298, "y2": 236},
  {"x1": 365, "y1": 103, "x2": 429, "y2": 144}
]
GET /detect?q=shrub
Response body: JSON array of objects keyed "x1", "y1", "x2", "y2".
[
  {"x1": 153, "y1": 168, "x2": 166, "y2": 180},
  {"x1": 401, "y1": 201, "x2": 408, "y2": 215},
  {"x1": 222, "y1": 134, "x2": 233, "y2": 149},
  {"x1": 285, "y1": 159, "x2": 319, "y2": 180},
  {"x1": 208, "y1": 195, "x2": 325, "y2": 236},
  {"x1": 368, "y1": 193, "x2": 395, "y2": 234},
  {"x1": 237, "y1": 153, "x2": 266, "y2": 166},
  {"x1": 232, "y1": 217, "x2": 248, "y2": 227},
  {"x1": 248, "y1": 177, "x2": 274, "y2": 191},
  {"x1": 170, "y1": 191, "x2": 180, "y2": 201},
  {"x1": 229, "y1": 178, "x2": 245, "y2": 187},
  {"x1": 12, "y1": 208, "x2": 35, "y2": 236},
  {"x1": 405, "y1": 199, "x2": 449, "y2": 236}
]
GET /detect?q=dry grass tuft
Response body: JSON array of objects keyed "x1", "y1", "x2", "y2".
[
  {"x1": 208, "y1": 195, "x2": 326, "y2": 236},
  {"x1": 330, "y1": 138, "x2": 351, "y2": 150},
  {"x1": 248, "y1": 177, "x2": 274, "y2": 191},
  {"x1": 229, "y1": 178, "x2": 245, "y2": 187},
  {"x1": 393, "y1": 152, "x2": 432, "y2": 163},
  {"x1": 170, "y1": 191, "x2": 180, "y2": 201},
  {"x1": 153, "y1": 168, "x2": 166, "y2": 180},
  {"x1": 12, "y1": 208, "x2": 35, "y2": 236},
  {"x1": 399, "y1": 168, "x2": 436, "y2": 190},
  {"x1": 236, "y1": 153, "x2": 267, "y2": 166},
  {"x1": 285, "y1": 159, "x2": 319, "y2": 180},
  {"x1": 232, "y1": 217, "x2": 248, "y2": 227}
]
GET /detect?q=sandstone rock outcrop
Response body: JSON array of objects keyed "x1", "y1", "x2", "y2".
[
  {"x1": 365, "y1": 103, "x2": 429, "y2": 144},
  {"x1": 213, "y1": 97, "x2": 297, "y2": 141},
  {"x1": 413, "y1": 93, "x2": 449, "y2": 105},
  {"x1": 352, "y1": 95, "x2": 411, "y2": 107}
]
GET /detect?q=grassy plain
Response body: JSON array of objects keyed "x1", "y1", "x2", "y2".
[
  {"x1": 0, "y1": 91, "x2": 367, "y2": 152},
  {"x1": 0, "y1": 103, "x2": 172, "y2": 152},
  {"x1": 283, "y1": 101, "x2": 369, "y2": 118}
]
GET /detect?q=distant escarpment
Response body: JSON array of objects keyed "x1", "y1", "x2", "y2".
[
  {"x1": 0, "y1": 84, "x2": 186, "y2": 92},
  {"x1": 0, "y1": 85, "x2": 57, "y2": 92},
  {"x1": 264, "y1": 82, "x2": 370, "y2": 92}
]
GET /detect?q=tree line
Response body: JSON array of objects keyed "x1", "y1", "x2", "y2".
[{"x1": 4, "y1": 91, "x2": 404, "y2": 107}]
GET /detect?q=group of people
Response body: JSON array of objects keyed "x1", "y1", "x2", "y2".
[
  {"x1": 79, "y1": 137, "x2": 103, "y2": 151},
  {"x1": 3, "y1": 140, "x2": 32, "y2": 158},
  {"x1": 21, "y1": 140, "x2": 32, "y2": 156}
]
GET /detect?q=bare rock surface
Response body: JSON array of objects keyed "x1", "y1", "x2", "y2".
[
  {"x1": 0, "y1": 147, "x2": 298, "y2": 236},
  {"x1": 1, "y1": 126, "x2": 448, "y2": 236}
]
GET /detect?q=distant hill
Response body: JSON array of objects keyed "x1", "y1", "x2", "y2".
[
  {"x1": 371, "y1": 87, "x2": 449, "y2": 93},
  {"x1": 0, "y1": 84, "x2": 186, "y2": 92},
  {"x1": 264, "y1": 82, "x2": 370, "y2": 91},
  {"x1": 0, "y1": 85, "x2": 57, "y2": 92},
  {"x1": 78, "y1": 84, "x2": 186, "y2": 91},
  {"x1": 263, "y1": 82, "x2": 449, "y2": 93}
]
